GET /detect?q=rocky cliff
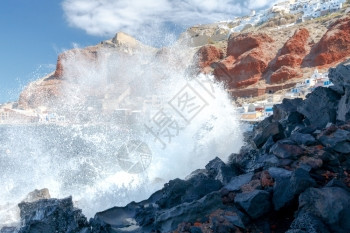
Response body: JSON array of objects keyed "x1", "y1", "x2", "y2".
[
  {"x1": 7, "y1": 62, "x2": 350, "y2": 233},
  {"x1": 17, "y1": 13, "x2": 350, "y2": 109},
  {"x1": 196, "y1": 15, "x2": 350, "y2": 97},
  {"x1": 18, "y1": 32, "x2": 159, "y2": 109}
]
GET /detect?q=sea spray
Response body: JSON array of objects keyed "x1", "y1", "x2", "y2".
[{"x1": 0, "y1": 40, "x2": 243, "y2": 227}]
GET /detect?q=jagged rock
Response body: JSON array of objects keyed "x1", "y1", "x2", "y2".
[
  {"x1": 273, "y1": 98, "x2": 303, "y2": 122},
  {"x1": 290, "y1": 132, "x2": 316, "y2": 146},
  {"x1": 287, "y1": 213, "x2": 330, "y2": 233},
  {"x1": 328, "y1": 62, "x2": 350, "y2": 95},
  {"x1": 318, "y1": 128, "x2": 350, "y2": 154},
  {"x1": 234, "y1": 190, "x2": 271, "y2": 219},
  {"x1": 268, "y1": 167, "x2": 292, "y2": 181},
  {"x1": 22, "y1": 188, "x2": 50, "y2": 203},
  {"x1": 299, "y1": 156, "x2": 323, "y2": 169},
  {"x1": 337, "y1": 88, "x2": 350, "y2": 122},
  {"x1": 253, "y1": 122, "x2": 284, "y2": 148},
  {"x1": 207, "y1": 209, "x2": 247, "y2": 233},
  {"x1": 325, "y1": 178, "x2": 350, "y2": 193},
  {"x1": 262, "y1": 136, "x2": 275, "y2": 153},
  {"x1": 270, "y1": 140, "x2": 304, "y2": 159},
  {"x1": 273, "y1": 168, "x2": 316, "y2": 211},
  {"x1": 156, "y1": 173, "x2": 222, "y2": 209},
  {"x1": 297, "y1": 87, "x2": 341, "y2": 129},
  {"x1": 154, "y1": 191, "x2": 224, "y2": 232},
  {"x1": 205, "y1": 157, "x2": 238, "y2": 185},
  {"x1": 0, "y1": 228, "x2": 17, "y2": 233},
  {"x1": 224, "y1": 172, "x2": 254, "y2": 192},
  {"x1": 18, "y1": 196, "x2": 89, "y2": 233},
  {"x1": 298, "y1": 187, "x2": 350, "y2": 232},
  {"x1": 91, "y1": 201, "x2": 148, "y2": 233}
]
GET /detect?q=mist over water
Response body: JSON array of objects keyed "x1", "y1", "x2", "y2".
[{"x1": 0, "y1": 41, "x2": 243, "y2": 227}]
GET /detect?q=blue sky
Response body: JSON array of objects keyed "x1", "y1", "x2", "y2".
[{"x1": 0, "y1": 0, "x2": 277, "y2": 104}]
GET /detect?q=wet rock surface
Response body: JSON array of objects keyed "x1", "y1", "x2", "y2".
[{"x1": 3, "y1": 63, "x2": 350, "y2": 233}]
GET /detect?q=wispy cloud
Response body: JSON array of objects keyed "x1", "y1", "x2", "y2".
[{"x1": 62, "y1": 0, "x2": 278, "y2": 45}]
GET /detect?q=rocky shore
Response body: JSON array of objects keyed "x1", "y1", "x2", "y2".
[{"x1": 2, "y1": 63, "x2": 350, "y2": 233}]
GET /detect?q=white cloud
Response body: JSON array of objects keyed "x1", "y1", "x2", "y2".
[{"x1": 62, "y1": 0, "x2": 279, "y2": 45}]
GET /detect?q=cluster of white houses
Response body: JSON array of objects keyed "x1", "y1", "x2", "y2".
[
  {"x1": 239, "y1": 69, "x2": 333, "y2": 122},
  {"x1": 0, "y1": 94, "x2": 165, "y2": 125},
  {"x1": 225, "y1": 0, "x2": 346, "y2": 34},
  {"x1": 289, "y1": 0, "x2": 346, "y2": 20},
  {"x1": 0, "y1": 105, "x2": 66, "y2": 125}
]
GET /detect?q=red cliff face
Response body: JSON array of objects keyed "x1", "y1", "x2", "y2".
[
  {"x1": 270, "y1": 28, "x2": 310, "y2": 84},
  {"x1": 280, "y1": 28, "x2": 310, "y2": 56},
  {"x1": 18, "y1": 76, "x2": 62, "y2": 109},
  {"x1": 54, "y1": 47, "x2": 99, "y2": 78},
  {"x1": 213, "y1": 33, "x2": 276, "y2": 88},
  {"x1": 19, "y1": 47, "x2": 100, "y2": 109},
  {"x1": 307, "y1": 17, "x2": 350, "y2": 66},
  {"x1": 195, "y1": 45, "x2": 224, "y2": 73}
]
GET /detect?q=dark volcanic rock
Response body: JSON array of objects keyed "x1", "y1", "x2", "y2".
[
  {"x1": 337, "y1": 88, "x2": 350, "y2": 122},
  {"x1": 253, "y1": 121, "x2": 285, "y2": 148},
  {"x1": 273, "y1": 98, "x2": 303, "y2": 122},
  {"x1": 270, "y1": 140, "x2": 304, "y2": 159},
  {"x1": 155, "y1": 191, "x2": 224, "y2": 232},
  {"x1": 273, "y1": 168, "x2": 316, "y2": 210},
  {"x1": 156, "y1": 172, "x2": 223, "y2": 209},
  {"x1": 297, "y1": 87, "x2": 340, "y2": 129},
  {"x1": 290, "y1": 132, "x2": 317, "y2": 146},
  {"x1": 18, "y1": 196, "x2": 89, "y2": 233},
  {"x1": 328, "y1": 62, "x2": 350, "y2": 95},
  {"x1": 286, "y1": 212, "x2": 331, "y2": 233},
  {"x1": 224, "y1": 172, "x2": 254, "y2": 192},
  {"x1": 298, "y1": 187, "x2": 350, "y2": 233},
  {"x1": 318, "y1": 128, "x2": 350, "y2": 153},
  {"x1": 234, "y1": 190, "x2": 271, "y2": 219},
  {"x1": 205, "y1": 157, "x2": 238, "y2": 185}
]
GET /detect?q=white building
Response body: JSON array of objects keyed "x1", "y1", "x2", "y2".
[{"x1": 290, "y1": 0, "x2": 345, "y2": 20}]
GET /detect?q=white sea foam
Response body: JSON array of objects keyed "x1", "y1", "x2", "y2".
[{"x1": 0, "y1": 42, "x2": 243, "y2": 228}]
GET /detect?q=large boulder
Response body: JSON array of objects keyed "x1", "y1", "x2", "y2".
[
  {"x1": 297, "y1": 87, "x2": 340, "y2": 128},
  {"x1": 234, "y1": 190, "x2": 271, "y2": 219},
  {"x1": 224, "y1": 172, "x2": 254, "y2": 192},
  {"x1": 337, "y1": 88, "x2": 350, "y2": 122},
  {"x1": 298, "y1": 187, "x2": 350, "y2": 232},
  {"x1": 273, "y1": 168, "x2": 316, "y2": 211},
  {"x1": 290, "y1": 132, "x2": 317, "y2": 146},
  {"x1": 270, "y1": 140, "x2": 304, "y2": 159},
  {"x1": 205, "y1": 157, "x2": 238, "y2": 185},
  {"x1": 328, "y1": 62, "x2": 350, "y2": 95},
  {"x1": 18, "y1": 196, "x2": 89, "y2": 233},
  {"x1": 156, "y1": 173, "x2": 222, "y2": 209},
  {"x1": 273, "y1": 98, "x2": 303, "y2": 122},
  {"x1": 253, "y1": 121, "x2": 285, "y2": 148},
  {"x1": 286, "y1": 212, "x2": 331, "y2": 233},
  {"x1": 154, "y1": 191, "x2": 225, "y2": 232},
  {"x1": 318, "y1": 128, "x2": 350, "y2": 154}
]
